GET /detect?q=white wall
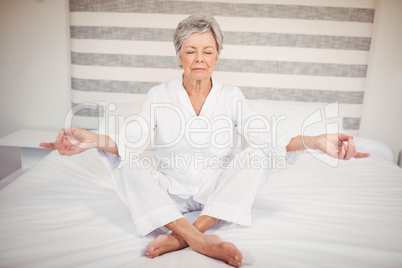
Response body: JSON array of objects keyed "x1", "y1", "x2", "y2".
[
  {"x1": 0, "y1": 0, "x2": 71, "y2": 178},
  {"x1": 0, "y1": 0, "x2": 401, "y2": 179},
  {"x1": 359, "y1": 0, "x2": 402, "y2": 163}
]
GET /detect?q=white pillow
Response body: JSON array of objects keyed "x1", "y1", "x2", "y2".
[
  {"x1": 98, "y1": 100, "x2": 145, "y2": 136},
  {"x1": 247, "y1": 99, "x2": 346, "y2": 136}
]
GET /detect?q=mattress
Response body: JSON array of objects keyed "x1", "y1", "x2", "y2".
[{"x1": 0, "y1": 137, "x2": 401, "y2": 267}]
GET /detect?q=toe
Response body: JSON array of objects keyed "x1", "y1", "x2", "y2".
[
  {"x1": 145, "y1": 246, "x2": 158, "y2": 258},
  {"x1": 228, "y1": 257, "x2": 242, "y2": 267}
]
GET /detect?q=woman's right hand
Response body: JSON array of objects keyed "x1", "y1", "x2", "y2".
[{"x1": 40, "y1": 127, "x2": 98, "y2": 156}]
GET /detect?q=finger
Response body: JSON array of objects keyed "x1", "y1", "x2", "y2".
[
  {"x1": 338, "y1": 143, "x2": 347, "y2": 159},
  {"x1": 354, "y1": 152, "x2": 371, "y2": 158},
  {"x1": 59, "y1": 143, "x2": 74, "y2": 156},
  {"x1": 65, "y1": 142, "x2": 75, "y2": 152},
  {"x1": 65, "y1": 127, "x2": 80, "y2": 146},
  {"x1": 56, "y1": 129, "x2": 66, "y2": 146},
  {"x1": 65, "y1": 127, "x2": 75, "y2": 141},
  {"x1": 337, "y1": 133, "x2": 353, "y2": 143},
  {"x1": 344, "y1": 139, "x2": 356, "y2": 160},
  {"x1": 59, "y1": 149, "x2": 74, "y2": 156},
  {"x1": 60, "y1": 141, "x2": 83, "y2": 156},
  {"x1": 59, "y1": 149, "x2": 73, "y2": 156},
  {"x1": 39, "y1": 142, "x2": 56, "y2": 150}
]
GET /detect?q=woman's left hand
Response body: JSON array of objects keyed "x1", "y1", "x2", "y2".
[{"x1": 313, "y1": 133, "x2": 370, "y2": 160}]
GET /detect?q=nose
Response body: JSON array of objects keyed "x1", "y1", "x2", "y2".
[{"x1": 195, "y1": 51, "x2": 204, "y2": 63}]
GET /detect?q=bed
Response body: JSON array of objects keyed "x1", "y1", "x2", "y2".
[
  {"x1": 1, "y1": 0, "x2": 402, "y2": 267},
  {"x1": 0, "y1": 135, "x2": 401, "y2": 267}
]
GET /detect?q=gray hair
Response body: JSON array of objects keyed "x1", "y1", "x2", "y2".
[{"x1": 174, "y1": 14, "x2": 223, "y2": 62}]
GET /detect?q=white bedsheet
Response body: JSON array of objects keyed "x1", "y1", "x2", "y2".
[{"x1": 0, "y1": 138, "x2": 401, "y2": 267}]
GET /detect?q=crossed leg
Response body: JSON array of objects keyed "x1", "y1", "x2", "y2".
[{"x1": 146, "y1": 215, "x2": 243, "y2": 267}]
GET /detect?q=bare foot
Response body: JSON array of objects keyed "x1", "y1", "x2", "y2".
[
  {"x1": 145, "y1": 233, "x2": 188, "y2": 258},
  {"x1": 190, "y1": 234, "x2": 243, "y2": 267}
]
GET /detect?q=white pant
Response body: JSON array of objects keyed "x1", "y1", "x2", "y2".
[{"x1": 111, "y1": 147, "x2": 270, "y2": 236}]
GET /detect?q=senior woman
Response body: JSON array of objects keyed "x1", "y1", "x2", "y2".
[{"x1": 41, "y1": 14, "x2": 369, "y2": 267}]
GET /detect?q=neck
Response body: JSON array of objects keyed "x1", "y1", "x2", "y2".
[{"x1": 182, "y1": 75, "x2": 212, "y2": 96}]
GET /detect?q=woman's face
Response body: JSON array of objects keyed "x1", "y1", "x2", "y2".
[{"x1": 179, "y1": 32, "x2": 218, "y2": 83}]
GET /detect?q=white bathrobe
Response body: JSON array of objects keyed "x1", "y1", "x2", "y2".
[{"x1": 99, "y1": 76, "x2": 296, "y2": 236}]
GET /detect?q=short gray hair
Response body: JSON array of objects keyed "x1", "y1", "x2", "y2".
[{"x1": 174, "y1": 14, "x2": 223, "y2": 61}]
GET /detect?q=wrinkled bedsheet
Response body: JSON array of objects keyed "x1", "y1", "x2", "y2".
[{"x1": 1, "y1": 138, "x2": 401, "y2": 267}]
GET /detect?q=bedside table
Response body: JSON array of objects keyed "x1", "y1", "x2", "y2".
[{"x1": 0, "y1": 129, "x2": 59, "y2": 186}]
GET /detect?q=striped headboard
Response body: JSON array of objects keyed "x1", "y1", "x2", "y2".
[{"x1": 69, "y1": 0, "x2": 375, "y2": 136}]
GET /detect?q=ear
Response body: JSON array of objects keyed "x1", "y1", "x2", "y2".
[{"x1": 176, "y1": 51, "x2": 182, "y2": 66}]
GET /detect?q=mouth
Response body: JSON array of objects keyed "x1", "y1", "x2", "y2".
[{"x1": 192, "y1": 68, "x2": 206, "y2": 71}]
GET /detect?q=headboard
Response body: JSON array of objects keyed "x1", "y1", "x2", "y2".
[{"x1": 69, "y1": 0, "x2": 375, "y2": 136}]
